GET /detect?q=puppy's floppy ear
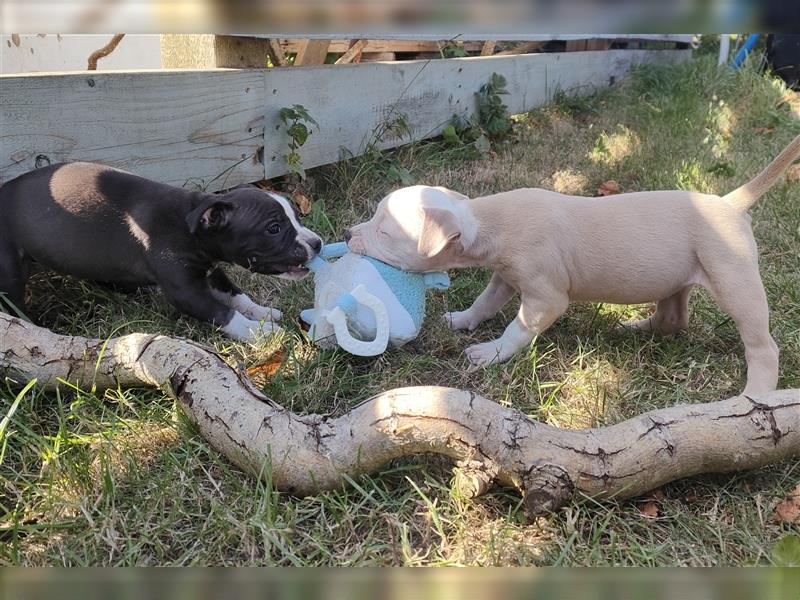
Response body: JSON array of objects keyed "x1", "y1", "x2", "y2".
[
  {"x1": 417, "y1": 205, "x2": 461, "y2": 258},
  {"x1": 186, "y1": 198, "x2": 235, "y2": 234}
]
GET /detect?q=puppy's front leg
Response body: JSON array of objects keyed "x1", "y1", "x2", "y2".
[
  {"x1": 465, "y1": 290, "x2": 568, "y2": 367},
  {"x1": 208, "y1": 268, "x2": 283, "y2": 323},
  {"x1": 443, "y1": 272, "x2": 515, "y2": 331},
  {"x1": 159, "y1": 268, "x2": 281, "y2": 341}
]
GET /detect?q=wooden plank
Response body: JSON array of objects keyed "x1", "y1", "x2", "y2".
[
  {"x1": 0, "y1": 70, "x2": 265, "y2": 191},
  {"x1": 279, "y1": 39, "x2": 484, "y2": 54},
  {"x1": 244, "y1": 34, "x2": 694, "y2": 43},
  {"x1": 334, "y1": 40, "x2": 367, "y2": 64},
  {"x1": 567, "y1": 40, "x2": 613, "y2": 52},
  {"x1": 587, "y1": 39, "x2": 613, "y2": 51},
  {"x1": 214, "y1": 35, "x2": 272, "y2": 68},
  {"x1": 161, "y1": 35, "x2": 274, "y2": 68},
  {"x1": 0, "y1": 47, "x2": 692, "y2": 191},
  {"x1": 266, "y1": 39, "x2": 289, "y2": 67},
  {"x1": 160, "y1": 34, "x2": 217, "y2": 69},
  {"x1": 496, "y1": 41, "x2": 544, "y2": 56},
  {"x1": 294, "y1": 39, "x2": 330, "y2": 66},
  {"x1": 566, "y1": 40, "x2": 588, "y2": 52},
  {"x1": 2, "y1": 34, "x2": 161, "y2": 74},
  {"x1": 262, "y1": 49, "x2": 691, "y2": 178},
  {"x1": 361, "y1": 52, "x2": 396, "y2": 62},
  {"x1": 480, "y1": 41, "x2": 497, "y2": 56}
]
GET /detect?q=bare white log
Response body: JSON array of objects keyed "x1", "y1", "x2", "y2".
[{"x1": 2, "y1": 312, "x2": 799, "y2": 515}]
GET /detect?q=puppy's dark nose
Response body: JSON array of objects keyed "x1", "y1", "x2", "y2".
[
  {"x1": 309, "y1": 237, "x2": 322, "y2": 254},
  {"x1": 344, "y1": 229, "x2": 352, "y2": 242}
]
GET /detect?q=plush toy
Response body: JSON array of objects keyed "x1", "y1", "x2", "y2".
[{"x1": 300, "y1": 242, "x2": 449, "y2": 356}]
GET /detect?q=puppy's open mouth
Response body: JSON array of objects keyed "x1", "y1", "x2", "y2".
[{"x1": 277, "y1": 265, "x2": 310, "y2": 280}]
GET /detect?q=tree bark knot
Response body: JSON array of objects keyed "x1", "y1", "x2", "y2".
[
  {"x1": 454, "y1": 459, "x2": 499, "y2": 498},
  {"x1": 522, "y1": 464, "x2": 575, "y2": 516}
]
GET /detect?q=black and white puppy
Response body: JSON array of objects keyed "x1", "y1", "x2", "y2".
[{"x1": 0, "y1": 162, "x2": 322, "y2": 340}]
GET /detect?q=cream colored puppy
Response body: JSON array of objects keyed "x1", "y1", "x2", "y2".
[{"x1": 346, "y1": 135, "x2": 800, "y2": 395}]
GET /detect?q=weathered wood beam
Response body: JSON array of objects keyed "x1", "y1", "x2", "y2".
[
  {"x1": 294, "y1": 39, "x2": 330, "y2": 66},
  {"x1": 334, "y1": 40, "x2": 367, "y2": 64}
]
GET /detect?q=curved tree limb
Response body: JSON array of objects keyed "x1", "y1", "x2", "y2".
[
  {"x1": 2, "y1": 313, "x2": 799, "y2": 515},
  {"x1": 87, "y1": 34, "x2": 125, "y2": 70}
]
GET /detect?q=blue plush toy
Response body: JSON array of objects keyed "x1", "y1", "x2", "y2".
[{"x1": 301, "y1": 242, "x2": 449, "y2": 356}]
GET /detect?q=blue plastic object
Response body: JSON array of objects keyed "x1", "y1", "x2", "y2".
[{"x1": 732, "y1": 34, "x2": 761, "y2": 70}]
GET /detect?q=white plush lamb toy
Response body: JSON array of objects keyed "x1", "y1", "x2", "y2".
[{"x1": 300, "y1": 242, "x2": 449, "y2": 356}]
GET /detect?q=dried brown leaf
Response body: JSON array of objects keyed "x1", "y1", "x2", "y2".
[
  {"x1": 246, "y1": 351, "x2": 284, "y2": 386},
  {"x1": 597, "y1": 180, "x2": 620, "y2": 196},
  {"x1": 771, "y1": 484, "x2": 800, "y2": 525},
  {"x1": 786, "y1": 163, "x2": 800, "y2": 182},
  {"x1": 639, "y1": 501, "x2": 660, "y2": 519},
  {"x1": 291, "y1": 191, "x2": 313, "y2": 215}
]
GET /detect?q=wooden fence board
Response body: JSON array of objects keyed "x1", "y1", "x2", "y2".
[
  {"x1": 262, "y1": 49, "x2": 690, "y2": 178},
  {"x1": 1, "y1": 47, "x2": 691, "y2": 190},
  {"x1": 1, "y1": 70, "x2": 265, "y2": 191},
  {"x1": 245, "y1": 34, "x2": 694, "y2": 43}
]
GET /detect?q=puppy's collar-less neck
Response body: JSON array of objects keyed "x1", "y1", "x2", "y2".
[{"x1": 450, "y1": 198, "x2": 497, "y2": 268}]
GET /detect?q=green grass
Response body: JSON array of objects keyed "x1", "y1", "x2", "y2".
[{"x1": 2, "y1": 54, "x2": 800, "y2": 566}]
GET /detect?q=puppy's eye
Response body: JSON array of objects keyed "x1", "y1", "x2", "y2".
[
  {"x1": 267, "y1": 223, "x2": 281, "y2": 234},
  {"x1": 379, "y1": 230, "x2": 389, "y2": 237}
]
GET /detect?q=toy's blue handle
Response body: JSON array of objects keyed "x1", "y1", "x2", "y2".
[
  {"x1": 424, "y1": 272, "x2": 450, "y2": 289},
  {"x1": 306, "y1": 256, "x2": 326, "y2": 272},
  {"x1": 319, "y1": 242, "x2": 349, "y2": 260},
  {"x1": 306, "y1": 241, "x2": 350, "y2": 272}
]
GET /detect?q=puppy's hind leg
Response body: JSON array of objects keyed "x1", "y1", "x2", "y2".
[
  {"x1": 465, "y1": 288, "x2": 568, "y2": 367},
  {"x1": 444, "y1": 272, "x2": 515, "y2": 331},
  {"x1": 703, "y1": 261, "x2": 778, "y2": 395},
  {"x1": 622, "y1": 286, "x2": 693, "y2": 335},
  {"x1": 207, "y1": 268, "x2": 282, "y2": 323}
]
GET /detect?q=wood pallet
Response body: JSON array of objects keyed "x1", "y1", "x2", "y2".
[{"x1": 161, "y1": 34, "x2": 693, "y2": 68}]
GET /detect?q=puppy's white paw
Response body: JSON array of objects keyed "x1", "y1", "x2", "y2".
[
  {"x1": 465, "y1": 339, "x2": 510, "y2": 368},
  {"x1": 228, "y1": 293, "x2": 282, "y2": 322},
  {"x1": 443, "y1": 310, "x2": 482, "y2": 331},
  {"x1": 617, "y1": 316, "x2": 653, "y2": 332},
  {"x1": 222, "y1": 312, "x2": 283, "y2": 342},
  {"x1": 243, "y1": 305, "x2": 283, "y2": 322}
]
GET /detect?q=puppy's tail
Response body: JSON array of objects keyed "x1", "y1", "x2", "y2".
[{"x1": 723, "y1": 133, "x2": 800, "y2": 213}]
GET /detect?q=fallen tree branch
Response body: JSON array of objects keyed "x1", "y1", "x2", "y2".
[
  {"x1": 87, "y1": 34, "x2": 126, "y2": 70},
  {"x1": 2, "y1": 313, "x2": 799, "y2": 515}
]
